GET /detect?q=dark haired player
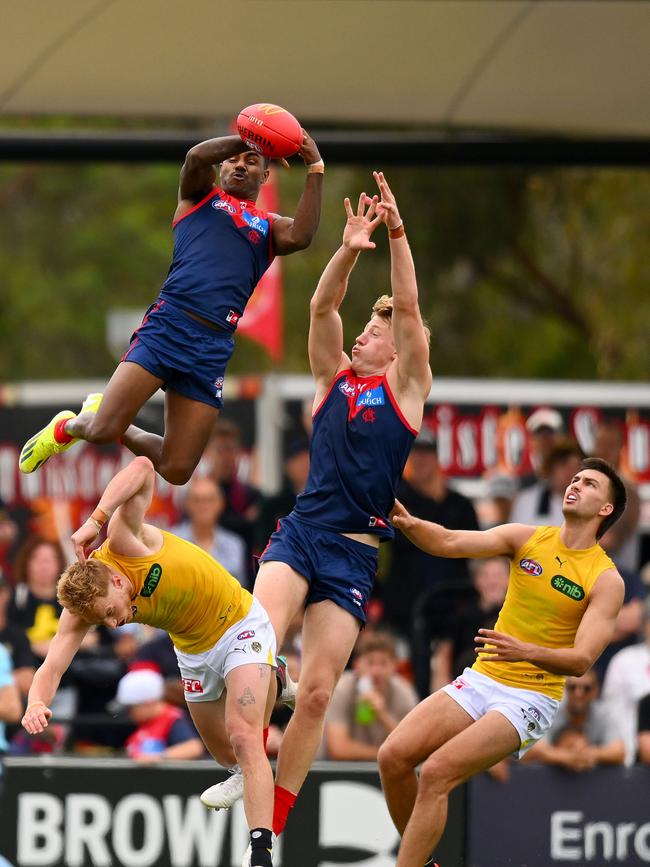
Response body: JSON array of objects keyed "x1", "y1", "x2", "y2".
[
  {"x1": 20, "y1": 130, "x2": 323, "y2": 485},
  {"x1": 380, "y1": 457, "x2": 627, "y2": 867}
]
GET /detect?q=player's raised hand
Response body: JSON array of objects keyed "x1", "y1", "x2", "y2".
[
  {"x1": 298, "y1": 129, "x2": 322, "y2": 166},
  {"x1": 22, "y1": 700, "x2": 53, "y2": 734},
  {"x1": 342, "y1": 193, "x2": 382, "y2": 251},
  {"x1": 71, "y1": 521, "x2": 100, "y2": 564},
  {"x1": 373, "y1": 171, "x2": 403, "y2": 230}
]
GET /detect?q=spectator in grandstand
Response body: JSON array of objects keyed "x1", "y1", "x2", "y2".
[
  {"x1": 0, "y1": 495, "x2": 18, "y2": 576},
  {"x1": 9, "y1": 537, "x2": 66, "y2": 662},
  {"x1": 384, "y1": 425, "x2": 479, "y2": 639},
  {"x1": 172, "y1": 474, "x2": 246, "y2": 586},
  {"x1": 205, "y1": 419, "x2": 261, "y2": 585},
  {"x1": 0, "y1": 644, "x2": 22, "y2": 758},
  {"x1": 520, "y1": 407, "x2": 565, "y2": 488},
  {"x1": 509, "y1": 440, "x2": 584, "y2": 526},
  {"x1": 601, "y1": 596, "x2": 650, "y2": 763},
  {"x1": 524, "y1": 668, "x2": 625, "y2": 771},
  {"x1": 0, "y1": 571, "x2": 35, "y2": 699},
  {"x1": 132, "y1": 631, "x2": 186, "y2": 707},
  {"x1": 483, "y1": 473, "x2": 518, "y2": 527},
  {"x1": 637, "y1": 693, "x2": 650, "y2": 765},
  {"x1": 324, "y1": 632, "x2": 418, "y2": 761},
  {"x1": 255, "y1": 438, "x2": 310, "y2": 552},
  {"x1": 110, "y1": 669, "x2": 204, "y2": 762},
  {"x1": 431, "y1": 557, "x2": 510, "y2": 692},
  {"x1": 592, "y1": 419, "x2": 642, "y2": 572}
]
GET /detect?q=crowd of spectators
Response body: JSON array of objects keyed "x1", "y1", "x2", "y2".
[{"x1": 0, "y1": 410, "x2": 649, "y2": 776}]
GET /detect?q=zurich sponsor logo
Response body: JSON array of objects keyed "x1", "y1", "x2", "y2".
[
  {"x1": 339, "y1": 379, "x2": 356, "y2": 397},
  {"x1": 520, "y1": 558, "x2": 543, "y2": 576},
  {"x1": 241, "y1": 209, "x2": 269, "y2": 236},
  {"x1": 237, "y1": 630, "x2": 256, "y2": 641},
  {"x1": 212, "y1": 199, "x2": 236, "y2": 214},
  {"x1": 357, "y1": 385, "x2": 385, "y2": 407}
]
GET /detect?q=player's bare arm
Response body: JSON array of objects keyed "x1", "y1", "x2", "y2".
[
  {"x1": 70, "y1": 456, "x2": 159, "y2": 563},
  {"x1": 375, "y1": 172, "x2": 432, "y2": 410},
  {"x1": 179, "y1": 134, "x2": 248, "y2": 203},
  {"x1": 272, "y1": 130, "x2": 324, "y2": 255},
  {"x1": 308, "y1": 193, "x2": 383, "y2": 400},
  {"x1": 475, "y1": 568, "x2": 625, "y2": 676},
  {"x1": 391, "y1": 498, "x2": 535, "y2": 558},
  {"x1": 22, "y1": 608, "x2": 90, "y2": 734}
]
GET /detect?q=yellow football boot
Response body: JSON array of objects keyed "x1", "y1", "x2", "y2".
[{"x1": 19, "y1": 410, "x2": 77, "y2": 473}]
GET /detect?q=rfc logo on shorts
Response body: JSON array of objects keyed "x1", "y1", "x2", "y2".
[
  {"x1": 182, "y1": 678, "x2": 204, "y2": 694},
  {"x1": 551, "y1": 575, "x2": 585, "y2": 601},
  {"x1": 521, "y1": 705, "x2": 541, "y2": 732},
  {"x1": 356, "y1": 386, "x2": 385, "y2": 407},
  {"x1": 519, "y1": 558, "x2": 543, "y2": 576},
  {"x1": 141, "y1": 564, "x2": 162, "y2": 597},
  {"x1": 237, "y1": 630, "x2": 256, "y2": 641},
  {"x1": 212, "y1": 199, "x2": 236, "y2": 215}
]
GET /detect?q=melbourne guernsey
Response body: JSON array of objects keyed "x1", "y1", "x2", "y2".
[
  {"x1": 293, "y1": 369, "x2": 417, "y2": 540},
  {"x1": 473, "y1": 526, "x2": 615, "y2": 699},
  {"x1": 160, "y1": 187, "x2": 274, "y2": 331},
  {"x1": 93, "y1": 531, "x2": 252, "y2": 653}
]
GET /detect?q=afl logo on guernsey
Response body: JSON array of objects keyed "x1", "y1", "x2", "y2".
[
  {"x1": 357, "y1": 386, "x2": 385, "y2": 407},
  {"x1": 339, "y1": 379, "x2": 356, "y2": 397},
  {"x1": 520, "y1": 558, "x2": 543, "y2": 576},
  {"x1": 212, "y1": 199, "x2": 236, "y2": 214}
]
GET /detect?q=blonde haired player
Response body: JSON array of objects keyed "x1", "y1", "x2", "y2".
[
  {"x1": 21, "y1": 456, "x2": 290, "y2": 867},
  {"x1": 379, "y1": 457, "x2": 627, "y2": 867}
]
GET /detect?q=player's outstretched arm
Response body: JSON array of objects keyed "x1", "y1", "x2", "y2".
[
  {"x1": 70, "y1": 456, "x2": 156, "y2": 562},
  {"x1": 391, "y1": 499, "x2": 534, "y2": 559},
  {"x1": 475, "y1": 569, "x2": 625, "y2": 676},
  {"x1": 272, "y1": 130, "x2": 323, "y2": 255},
  {"x1": 179, "y1": 135, "x2": 248, "y2": 203},
  {"x1": 374, "y1": 171, "x2": 431, "y2": 397},
  {"x1": 22, "y1": 609, "x2": 89, "y2": 734},
  {"x1": 309, "y1": 193, "x2": 383, "y2": 387}
]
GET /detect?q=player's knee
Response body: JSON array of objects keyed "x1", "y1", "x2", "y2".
[
  {"x1": 419, "y1": 756, "x2": 453, "y2": 795},
  {"x1": 157, "y1": 461, "x2": 194, "y2": 486},
  {"x1": 378, "y1": 739, "x2": 404, "y2": 777},
  {"x1": 229, "y1": 724, "x2": 262, "y2": 762},
  {"x1": 296, "y1": 682, "x2": 331, "y2": 719}
]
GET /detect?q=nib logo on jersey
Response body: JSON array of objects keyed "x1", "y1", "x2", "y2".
[{"x1": 356, "y1": 385, "x2": 385, "y2": 407}]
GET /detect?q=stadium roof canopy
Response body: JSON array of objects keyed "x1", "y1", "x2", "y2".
[{"x1": 1, "y1": 0, "x2": 649, "y2": 164}]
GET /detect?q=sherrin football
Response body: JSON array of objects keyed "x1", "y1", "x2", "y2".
[{"x1": 236, "y1": 103, "x2": 302, "y2": 160}]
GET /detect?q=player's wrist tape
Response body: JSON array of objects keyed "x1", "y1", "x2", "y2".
[
  {"x1": 307, "y1": 159, "x2": 325, "y2": 174},
  {"x1": 86, "y1": 507, "x2": 108, "y2": 532},
  {"x1": 388, "y1": 222, "x2": 405, "y2": 238}
]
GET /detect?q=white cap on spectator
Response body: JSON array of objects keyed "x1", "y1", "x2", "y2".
[
  {"x1": 526, "y1": 407, "x2": 564, "y2": 434},
  {"x1": 115, "y1": 669, "x2": 164, "y2": 707}
]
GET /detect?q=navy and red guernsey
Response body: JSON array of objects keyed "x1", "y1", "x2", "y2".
[
  {"x1": 160, "y1": 187, "x2": 275, "y2": 331},
  {"x1": 293, "y1": 369, "x2": 417, "y2": 540}
]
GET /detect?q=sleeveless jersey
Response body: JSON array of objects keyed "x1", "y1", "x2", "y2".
[
  {"x1": 160, "y1": 187, "x2": 274, "y2": 331},
  {"x1": 473, "y1": 526, "x2": 615, "y2": 699},
  {"x1": 93, "y1": 530, "x2": 252, "y2": 654},
  {"x1": 293, "y1": 369, "x2": 417, "y2": 540}
]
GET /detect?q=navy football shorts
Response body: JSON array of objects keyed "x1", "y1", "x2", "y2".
[
  {"x1": 259, "y1": 512, "x2": 378, "y2": 623},
  {"x1": 122, "y1": 298, "x2": 234, "y2": 409}
]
